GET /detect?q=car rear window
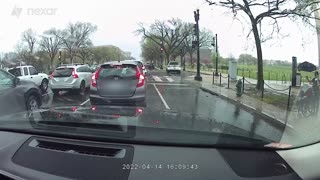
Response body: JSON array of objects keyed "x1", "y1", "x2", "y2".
[
  {"x1": 53, "y1": 68, "x2": 73, "y2": 77},
  {"x1": 8, "y1": 68, "x2": 21, "y2": 77},
  {"x1": 99, "y1": 64, "x2": 137, "y2": 79},
  {"x1": 169, "y1": 62, "x2": 179, "y2": 65}
]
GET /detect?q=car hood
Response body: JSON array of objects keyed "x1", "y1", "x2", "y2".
[{"x1": 0, "y1": 106, "x2": 288, "y2": 149}]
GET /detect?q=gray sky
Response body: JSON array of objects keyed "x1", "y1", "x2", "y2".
[{"x1": 0, "y1": 0, "x2": 318, "y2": 65}]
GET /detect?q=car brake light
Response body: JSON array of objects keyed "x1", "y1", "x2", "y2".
[
  {"x1": 136, "y1": 67, "x2": 145, "y2": 87},
  {"x1": 72, "y1": 68, "x2": 79, "y2": 78},
  {"x1": 142, "y1": 66, "x2": 145, "y2": 70},
  {"x1": 92, "y1": 67, "x2": 101, "y2": 87},
  {"x1": 49, "y1": 70, "x2": 56, "y2": 79}
]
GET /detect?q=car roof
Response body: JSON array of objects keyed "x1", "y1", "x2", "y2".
[
  {"x1": 56, "y1": 64, "x2": 88, "y2": 69},
  {"x1": 8, "y1": 65, "x2": 33, "y2": 69},
  {"x1": 103, "y1": 61, "x2": 138, "y2": 66}
]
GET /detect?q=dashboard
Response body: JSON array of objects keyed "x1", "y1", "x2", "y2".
[{"x1": 0, "y1": 130, "x2": 316, "y2": 180}]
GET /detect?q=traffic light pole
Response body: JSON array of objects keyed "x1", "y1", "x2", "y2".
[{"x1": 194, "y1": 9, "x2": 202, "y2": 81}]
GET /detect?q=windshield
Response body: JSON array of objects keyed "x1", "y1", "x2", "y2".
[
  {"x1": 169, "y1": 62, "x2": 179, "y2": 66},
  {"x1": 1, "y1": 0, "x2": 320, "y2": 150}
]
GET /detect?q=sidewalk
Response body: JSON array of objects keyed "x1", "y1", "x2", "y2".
[
  {"x1": 183, "y1": 70, "x2": 320, "y2": 145},
  {"x1": 186, "y1": 69, "x2": 299, "y2": 96}
]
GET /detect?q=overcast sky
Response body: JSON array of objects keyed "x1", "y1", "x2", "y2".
[{"x1": 0, "y1": 0, "x2": 319, "y2": 65}]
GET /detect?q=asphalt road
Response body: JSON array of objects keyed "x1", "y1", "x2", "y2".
[{"x1": 47, "y1": 69, "x2": 285, "y2": 142}]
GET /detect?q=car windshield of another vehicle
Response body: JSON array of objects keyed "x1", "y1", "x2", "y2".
[
  {"x1": 169, "y1": 62, "x2": 179, "y2": 66},
  {"x1": 1, "y1": 0, "x2": 320, "y2": 150}
]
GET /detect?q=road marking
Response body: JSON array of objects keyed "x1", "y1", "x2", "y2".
[
  {"x1": 153, "y1": 84, "x2": 170, "y2": 110},
  {"x1": 164, "y1": 76, "x2": 174, "y2": 82},
  {"x1": 152, "y1": 75, "x2": 162, "y2": 82},
  {"x1": 80, "y1": 99, "x2": 90, "y2": 106},
  {"x1": 150, "y1": 83, "x2": 190, "y2": 86}
]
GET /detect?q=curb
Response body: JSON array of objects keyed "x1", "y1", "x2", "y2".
[
  {"x1": 185, "y1": 70, "x2": 212, "y2": 75},
  {"x1": 199, "y1": 86, "x2": 294, "y2": 130}
]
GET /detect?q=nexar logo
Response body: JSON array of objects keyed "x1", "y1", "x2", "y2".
[
  {"x1": 27, "y1": 8, "x2": 57, "y2": 15},
  {"x1": 11, "y1": 6, "x2": 58, "y2": 18}
]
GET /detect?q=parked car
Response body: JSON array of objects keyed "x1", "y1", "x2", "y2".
[
  {"x1": 166, "y1": 61, "x2": 181, "y2": 74},
  {"x1": 90, "y1": 61, "x2": 146, "y2": 106},
  {"x1": 0, "y1": 69, "x2": 42, "y2": 116},
  {"x1": 49, "y1": 65, "x2": 93, "y2": 94},
  {"x1": 8, "y1": 65, "x2": 49, "y2": 92}
]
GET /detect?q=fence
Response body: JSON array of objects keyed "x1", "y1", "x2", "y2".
[{"x1": 213, "y1": 73, "x2": 293, "y2": 110}]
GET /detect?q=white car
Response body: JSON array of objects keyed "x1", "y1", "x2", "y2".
[
  {"x1": 166, "y1": 61, "x2": 181, "y2": 74},
  {"x1": 49, "y1": 65, "x2": 93, "y2": 94},
  {"x1": 8, "y1": 65, "x2": 49, "y2": 92}
]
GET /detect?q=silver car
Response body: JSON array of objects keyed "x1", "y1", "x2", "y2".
[
  {"x1": 90, "y1": 61, "x2": 146, "y2": 106},
  {"x1": 49, "y1": 65, "x2": 93, "y2": 94}
]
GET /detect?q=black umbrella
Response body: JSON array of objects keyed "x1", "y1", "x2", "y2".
[{"x1": 298, "y1": 61, "x2": 317, "y2": 72}]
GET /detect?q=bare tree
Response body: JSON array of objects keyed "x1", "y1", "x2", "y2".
[
  {"x1": 136, "y1": 18, "x2": 192, "y2": 65},
  {"x1": 54, "y1": 22, "x2": 97, "y2": 64},
  {"x1": 205, "y1": 0, "x2": 320, "y2": 90},
  {"x1": 76, "y1": 47, "x2": 92, "y2": 64},
  {"x1": 39, "y1": 28, "x2": 63, "y2": 69},
  {"x1": 182, "y1": 24, "x2": 213, "y2": 66},
  {"x1": 21, "y1": 29, "x2": 37, "y2": 54}
]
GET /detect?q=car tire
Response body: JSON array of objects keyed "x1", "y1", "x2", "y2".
[
  {"x1": 26, "y1": 95, "x2": 40, "y2": 111},
  {"x1": 40, "y1": 79, "x2": 49, "y2": 93},
  {"x1": 79, "y1": 81, "x2": 86, "y2": 94},
  {"x1": 52, "y1": 89, "x2": 60, "y2": 95}
]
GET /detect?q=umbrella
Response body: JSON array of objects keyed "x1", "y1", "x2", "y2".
[{"x1": 298, "y1": 61, "x2": 317, "y2": 72}]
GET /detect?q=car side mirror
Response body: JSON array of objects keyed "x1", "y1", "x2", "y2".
[{"x1": 13, "y1": 77, "x2": 20, "y2": 86}]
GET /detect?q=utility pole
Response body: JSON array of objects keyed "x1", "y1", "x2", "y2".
[{"x1": 194, "y1": 9, "x2": 202, "y2": 81}]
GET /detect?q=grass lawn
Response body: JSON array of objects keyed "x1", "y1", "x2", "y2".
[{"x1": 237, "y1": 64, "x2": 315, "y2": 82}]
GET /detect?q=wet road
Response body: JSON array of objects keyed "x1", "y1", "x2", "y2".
[{"x1": 46, "y1": 69, "x2": 285, "y2": 142}]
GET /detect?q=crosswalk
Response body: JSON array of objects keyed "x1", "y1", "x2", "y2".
[{"x1": 150, "y1": 75, "x2": 175, "y2": 83}]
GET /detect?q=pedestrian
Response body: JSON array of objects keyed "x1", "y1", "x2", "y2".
[{"x1": 310, "y1": 71, "x2": 320, "y2": 113}]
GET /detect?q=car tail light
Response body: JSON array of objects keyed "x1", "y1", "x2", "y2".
[
  {"x1": 142, "y1": 66, "x2": 145, "y2": 70},
  {"x1": 72, "y1": 68, "x2": 79, "y2": 78},
  {"x1": 135, "y1": 107, "x2": 144, "y2": 116},
  {"x1": 91, "y1": 67, "x2": 101, "y2": 87},
  {"x1": 136, "y1": 67, "x2": 145, "y2": 87},
  {"x1": 49, "y1": 70, "x2": 56, "y2": 79}
]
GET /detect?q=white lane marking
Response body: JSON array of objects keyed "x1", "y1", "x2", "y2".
[
  {"x1": 152, "y1": 75, "x2": 162, "y2": 82},
  {"x1": 149, "y1": 83, "x2": 190, "y2": 86},
  {"x1": 164, "y1": 76, "x2": 174, "y2": 82},
  {"x1": 80, "y1": 99, "x2": 90, "y2": 106},
  {"x1": 153, "y1": 84, "x2": 170, "y2": 110}
]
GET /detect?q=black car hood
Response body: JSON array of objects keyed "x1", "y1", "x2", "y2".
[{"x1": 0, "y1": 106, "x2": 282, "y2": 149}]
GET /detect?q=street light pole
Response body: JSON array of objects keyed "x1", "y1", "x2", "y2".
[
  {"x1": 214, "y1": 34, "x2": 219, "y2": 76},
  {"x1": 194, "y1": 9, "x2": 202, "y2": 81}
]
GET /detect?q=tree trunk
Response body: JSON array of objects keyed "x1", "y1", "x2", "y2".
[
  {"x1": 189, "y1": 52, "x2": 193, "y2": 69},
  {"x1": 165, "y1": 53, "x2": 170, "y2": 65},
  {"x1": 50, "y1": 58, "x2": 54, "y2": 69},
  {"x1": 314, "y1": 5, "x2": 320, "y2": 68},
  {"x1": 252, "y1": 22, "x2": 264, "y2": 90}
]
